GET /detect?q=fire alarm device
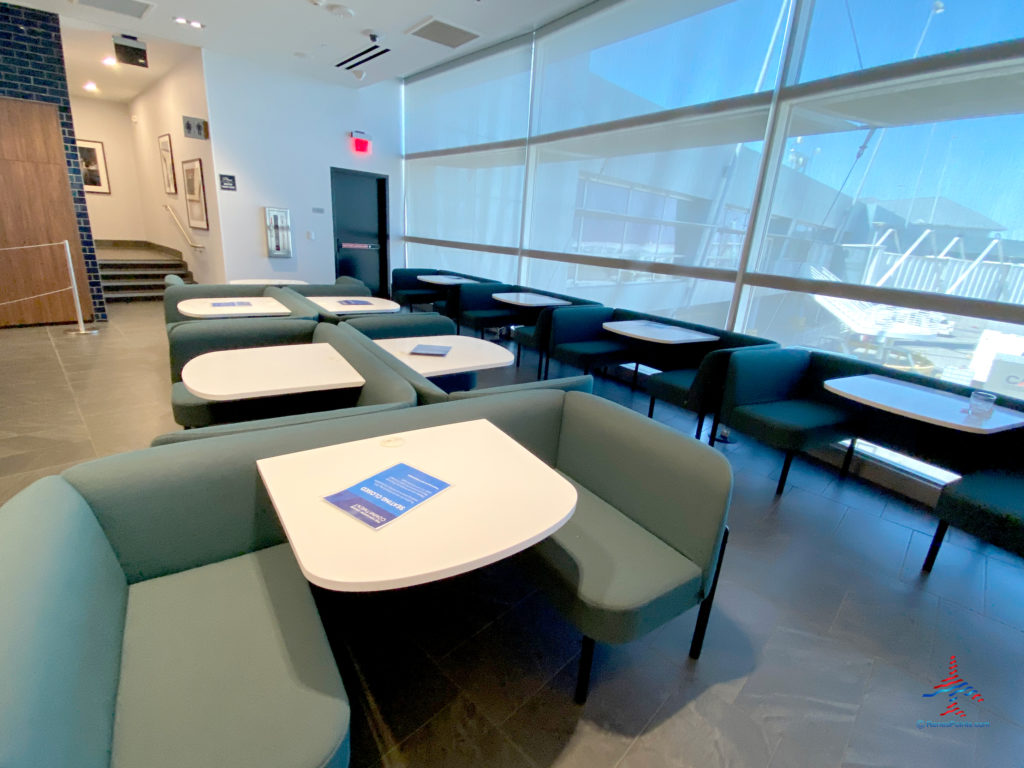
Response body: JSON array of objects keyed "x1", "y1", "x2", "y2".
[{"x1": 349, "y1": 130, "x2": 372, "y2": 154}]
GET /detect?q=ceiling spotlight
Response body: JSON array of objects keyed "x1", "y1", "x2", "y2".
[
  {"x1": 83, "y1": 81, "x2": 99, "y2": 92},
  {"x1": 189, "y1": 20, "x2": 203, "y2": 28},
  {"x1": 102, "y1": 55, "x2": 117, "y2": 66},
  {"x1": 352, "y1": 69, "x2": 366, "y2": 81},
  {"x1": 326, "y1": 4, "x2": 355, "y2": 17},
  {"x1": 174, "y1": 16, "x2": 187, "y2": 23}
]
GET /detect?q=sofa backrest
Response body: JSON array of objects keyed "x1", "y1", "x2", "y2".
[
  {"x1": 287, "y1": 283, "x2": 372, "y2": 298},
  {"x1": 457, "y1": 282, "x2": 519, "y2": 313},
  {"x1": 65, "y1": 390, "x2": 569, "y2": 583},
  {"x1": 168, "y1": 319, "x2": 318, "y2": 382},
  {"x1": 555, "y1": 392, "x2": 731, "y2": 592},
  {"x1": 0, "y1": 476, "x2": 127, "y2": 768},
  {"x1": 341, "y1": 320, "x2": 450, "y2": 405},
  {"x1": 392, "y1": 268, "x2": 440, "y2": 292},
  {"x1": 549, "y1": 305, "x2": 616, "y2": 347},
  {"x1": 312, "y1": 322, "x2": 419, "y2": 408},
  {"x1": 345, "y1": 312, "x2": 456, "y2": 339}
]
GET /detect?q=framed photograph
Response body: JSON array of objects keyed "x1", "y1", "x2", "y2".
[
  {"x1": 182, "y1": 158, "x2": 209, "y2": 230},
  {"x1": 77, "y1": 140, "x2": 110, "y2": 194},
  {"x1": 265, "y1": 207, "x2": 292, "y2": 258},
  {"x1": 158, "y1": 134, "x2": 177, "y2": 194}
]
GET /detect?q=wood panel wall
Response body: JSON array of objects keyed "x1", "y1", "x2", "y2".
[{"x1": 0, "y1": 97, "x2": 93, "y2": 326}]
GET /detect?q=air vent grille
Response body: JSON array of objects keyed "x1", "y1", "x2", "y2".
[
  {"x1": 409, "y1": 19, "x2": 478, "y2": 49},
  {"x1": 73, "y1": 0, "x2": 153, "y2": 20},
  {"x1": 335, "y1": 45, "x2": 391, "y2": 70}
]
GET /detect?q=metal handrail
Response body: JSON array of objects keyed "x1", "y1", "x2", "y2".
[{"x1": 163, "y1": 205, "x2": 205, "y2": 250}]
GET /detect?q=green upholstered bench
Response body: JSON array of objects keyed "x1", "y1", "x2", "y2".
[
  {"x1": 0, "y1": 458, "x2": 350, "y2": 767},
  {"x1": 153, "y1": 390, "x2": 730, "y2": 707},
  {"x1": 167, "y1": 320, "x2": 416, "y2": 428}
]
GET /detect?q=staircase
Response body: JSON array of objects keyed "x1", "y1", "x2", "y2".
[{"x1": 99, "y1": 258, "x2": 193, "y2": 301}]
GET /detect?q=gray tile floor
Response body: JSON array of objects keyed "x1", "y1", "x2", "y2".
[{"x1": 2, "y1": 302, "x2": 1023, "y2": 768}]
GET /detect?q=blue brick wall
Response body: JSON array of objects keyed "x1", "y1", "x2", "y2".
[{"x1": 0, "y1": 2, "x2": 106, "y2": 321}]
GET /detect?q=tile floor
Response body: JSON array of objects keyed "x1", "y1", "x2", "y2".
[{"x1": 2, "y1": 302, "x2": 1023, "y2": 768}]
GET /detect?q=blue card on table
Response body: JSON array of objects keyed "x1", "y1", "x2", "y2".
[
  {"x1": 339, "y1": 299, "x2": 372, "y2": 305},
  {"x1": 212, "y1": 301, "x2": 238, "y2": 307},
  {"x1": 325, "y1": 463, "x2": 450, "y2": 529},
  {"x1": 410, "y1": 344, "x2": 451, "y2": 356}
]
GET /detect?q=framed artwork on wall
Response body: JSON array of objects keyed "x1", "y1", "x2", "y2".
[
  {"x1": 265, "y1": 207, "x2": 292, "y2": 258},
  {"x1": 182, "y1": 158, "x2": 209, "y2": 230},
  {"x1": 158, "y1": 134, "x2": 177, "y2": 195},
  {"x1": 77, "y1": 140, "x2": 110, "y2": 194}
]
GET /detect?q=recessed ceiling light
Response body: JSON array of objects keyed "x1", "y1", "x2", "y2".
[
  {"x1": 83, "y1": 81, "x2": 99, "y2": 92},
  {"x1": 189, "y1": 20, "x2": 203, "y2": 28},
  {"x1": 102, "y1": 56, "x2": 117, "y2": 66},
  {"x1": 174, "y1": 16, "x2": 186, "y2": 23},
  {"x1": 173, "y1": 16, "x2": 204, "y2": 29}
]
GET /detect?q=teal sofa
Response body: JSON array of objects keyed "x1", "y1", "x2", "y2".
[
  {"x1": 0, "y1": 455, "x2": 350, "y2": 767},
  {"x1": 168, "y1": 319, "x2": 416, "y2": 428},
  {"x1": 156, "y1": 390, "x2": 728, "y2": 707}
]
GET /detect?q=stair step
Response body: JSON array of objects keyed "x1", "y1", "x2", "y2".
[
  {"x1": 97, "y1": 260, "x2": 186, "y2": 270},
  {"x1": 104, "y1": 291, "x2": 164, "y2": 300},
  {"x1": 100, "y1": 270, "x2": 187, "y2": 279},
  {"x1": 104, "y1": 280, "x2": 166, "y2": 289}
]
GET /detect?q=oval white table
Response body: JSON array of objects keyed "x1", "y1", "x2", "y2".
[
  {"x1": 416, "y1": 275, "x2": 479, "y2": 286},
  {"x1": 181, "y1": 343, "x2": 365, "y2": 401},
  {"x1": 308, "y1": 296, "x2": 400, "y2": 314},
  {"x1": 492, "y1": 292, "x2": 571, "y2": 307},
  {"x1": 603, "y1": 320, "x2": 719, "y2": 345},
  {"x1": 256, "y1": 419, "x2": 578, "y2": 591},
  {"x1": 373, "y1": 335, "x2": 514, "y2": 376},
  {"x1": 177, "y1": 296, "x2": 292, "y2": 318},
  {"x1": 824, "y1": 374, "x2": 1024, "y2": 435}
]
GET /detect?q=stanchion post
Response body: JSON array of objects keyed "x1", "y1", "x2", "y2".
[{"x1": 62, "y1": 239, "x2": 98, "y2": 335}]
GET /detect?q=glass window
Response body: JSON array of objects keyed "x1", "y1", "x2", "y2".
[
  {"x1": 405, "y1": 243, "x2": 518, "y2": 284},
  {"x1": 404, "y1": 44, "x2": 533, "y2": 152},
  {"x1": 405, "y1": 150, "x2": 526, "y2": 248},
  {"x1": 798, "y1": 0, "x2": 1024, "y2": 85},
  {"x1": 520, "y1": 257, "x2": 732, "y2": 326},
  {"x1": 751, "y1": 85, "x2": 1024, "y2": 309},
  {"x1": 531, "y1": 0, "x2": 787, "y2": 135},
  {"x1": 737, "y1": 284, "x2": 1024, "y2": 401}
]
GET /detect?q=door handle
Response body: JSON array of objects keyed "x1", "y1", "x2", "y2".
[{"x1": 340, "y1": 242, "x2": 380, "y2": 250}]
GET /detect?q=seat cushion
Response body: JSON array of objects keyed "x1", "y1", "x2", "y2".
[
  {"x1": 461, "y1": 309, "x2": 522, "y2": 330},
  {"x1": 728, "y1": 398, "x2": 853, "y2": 451},
  {"x1": 646, "y1": 369, "x2": 699, "y2": 406},
  {"x1": 936, "y1": 471, "x2": 1024, "y2": 557},
  {"x1": 526, "y1": 477, "x2": 703, "y2": 645},
  {"x1": 512, "y1": 325, "x2": 537, "y2": 347},
  {"x1": 392, "y1": 288, "x2": 442, "y2": 306},
  {"x1": 112, "y1": 544, "x2": 349, "y2": 768},
  {"x1": 551, "y1": 340, "x2": 633, "y2": 370}
]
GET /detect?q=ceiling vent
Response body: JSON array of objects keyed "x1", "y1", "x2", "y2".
[
  {"x1": 72, "y1": 0, "x2": 154, "y2": 20},
  {"x1": 335, "y1": 45, "x2": 391, "y2": 70},
  {"x1": 408, "y1": 18, "x2": 479, "y2": 49}
]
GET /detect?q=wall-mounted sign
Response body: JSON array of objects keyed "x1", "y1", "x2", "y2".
[
  {"x1": 349, "y1": 130, "x2": 371, "y2": 154},
  {"x1": 183, "y1": 116, "x2": 209, "y2": 139},
  {"x1": 265, "y1": 207, "x2": 292, "y2": 259},
  {"x1": 219, "y1": 174, "x2": 237, "y2": 191}
]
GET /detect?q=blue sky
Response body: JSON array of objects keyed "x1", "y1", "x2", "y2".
[{"x1": 588, "y1": 0, "x2": 1024, "y2": 238}]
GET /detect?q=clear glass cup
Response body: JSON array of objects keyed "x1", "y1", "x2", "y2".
[{"x1": 968, "y1": 390, "x2": 997, "y2": 419}]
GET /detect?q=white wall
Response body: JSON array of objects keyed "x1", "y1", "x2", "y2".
[
  {"x1": 70, "y1": 98, "x2": 145, "y2": 241},
  {"x1": 202, "y1": 50, "x2": 403, "y2": 284},
  {"x1": 130, "y1": 49, "x2": 224, "y2": 282}
]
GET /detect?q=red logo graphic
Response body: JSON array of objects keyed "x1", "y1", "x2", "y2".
[{"x1": 922, "y1": 655, "x2": 984, "y2": 717}]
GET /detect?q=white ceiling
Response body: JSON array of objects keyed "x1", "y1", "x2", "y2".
[{"x1": 19, "y1": 0, "x2": 597, "y2": 100}]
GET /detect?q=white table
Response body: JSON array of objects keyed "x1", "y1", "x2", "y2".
[
  {"x1": 373, "y1": 335, "x2": 514, "y2": 376},
  {"x1": 308, "y1": 296, "x2": 400, "y2": 314},
  {"x1": 177, "y1": 296, "x2": 291, "y2": 318},
  {"x1": 417, "y1": 275, "x2": 479, "y2": 285},
  {"x1": 228, "y1": 278, "x2": 308, "y2": 285},
  {"x1": 492, "y1": 292, "x2": 571, "y2": 307},
  {"x1": 824, "y1": 374, "x2": 1024, "y2": 434},
  {"x1": 603, "y1": 320, "x2": 719, "y2": 345},
  {"x1": 181, "y1": 343, "x2": 365, "y2": 401},
  {"x1": 257, "y1": 419, "x2": 577, "y2": 591}
]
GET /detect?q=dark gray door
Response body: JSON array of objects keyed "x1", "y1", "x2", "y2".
[{"x1": 330, "y1": 167, "x2": 389, "y2": 296}]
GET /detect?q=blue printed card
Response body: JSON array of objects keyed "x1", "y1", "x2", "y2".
[
  {"x1": 339, "y1": 299, "x2": 372, "y2": 306},
  {"x1": 410, "y1": 344, "x2": 451, "y2": 356},
  {"x1": 324, "y1": 463, "x2": 450, "y2": 529},
  {"x1": 211, "y1": 301, "x2": 251, "y2": 307}
]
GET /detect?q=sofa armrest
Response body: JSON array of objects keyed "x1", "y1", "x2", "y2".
[
  {"x1": 448, "y1": 375, "x2": 594, "y2": 400},
  {"x1": 548, "y1": 305, "x2": 615, "y2": 347},
  {"x1": 723, "y1": 347, "x2": 811, "y2": 415},
  {"x1": 555, "y1": 393, "x2": 731, "y2": 593},
  {"x1": 168, "y1": 319, "x2": 317, "y2": 381}
]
